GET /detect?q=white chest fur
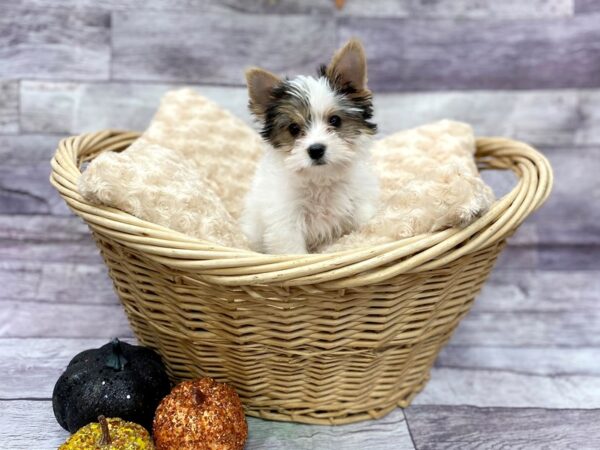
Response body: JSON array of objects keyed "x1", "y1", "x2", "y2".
[
  {"x1": 294, "y1": 178, "x2": 359, "y2": 252},
  {"x1": 241, "y1": 152, "x2": 378, "y2": 254}
]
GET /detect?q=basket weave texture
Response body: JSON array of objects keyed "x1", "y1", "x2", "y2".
[{"x1": 51, "y1": 130, "x2": 552, "y2": 425}]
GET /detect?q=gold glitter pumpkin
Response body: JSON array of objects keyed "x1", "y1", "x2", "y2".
[
  {"x1": 153, "y1": 378, "x2": 247, "y2": 450},
  {"x1": 59, "y1": 416, "x2": 154, "y2": 450}
]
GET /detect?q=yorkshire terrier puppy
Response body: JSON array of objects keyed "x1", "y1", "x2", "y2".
[{"x1": 241, "y1": 39, "x2": 378, "y2": 254}]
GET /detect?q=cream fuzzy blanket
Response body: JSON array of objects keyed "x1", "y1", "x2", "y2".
[{"x1": 79, "y1": 89, "x2": 494, "y2": 253}]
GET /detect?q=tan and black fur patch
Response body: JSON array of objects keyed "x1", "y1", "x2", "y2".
[{"x1": 259, "y1": 73, "x2": 376, "y2": 150}]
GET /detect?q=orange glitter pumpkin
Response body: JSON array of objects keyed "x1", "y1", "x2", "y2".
[{"x1": 153, "y1": 378, "x2": 247, "y2": 450}]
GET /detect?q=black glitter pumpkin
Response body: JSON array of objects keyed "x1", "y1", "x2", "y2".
[{"x1": 52, "y1": 338, "x2": 171, "y2": 433}]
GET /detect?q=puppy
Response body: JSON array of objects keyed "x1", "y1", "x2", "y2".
[{"x1": 241, "y1": 39, "x2": 378, "y2": 254}]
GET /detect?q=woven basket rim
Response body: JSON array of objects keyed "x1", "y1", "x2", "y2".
[{"x1": 50, "y1": 129, "x2": 553, "y2": 287}]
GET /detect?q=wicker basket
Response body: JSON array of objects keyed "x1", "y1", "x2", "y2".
[{"x1": 50, "y1": 130, "x2": 552, "y2": 425}]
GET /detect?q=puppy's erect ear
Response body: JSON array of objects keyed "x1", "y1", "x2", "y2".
[
  {"x1": 245, "y1": 67, "x2": 281, "y2": 117},
  {"x1": 326, "y1": 39, "x2": 368, "y2": 92}
]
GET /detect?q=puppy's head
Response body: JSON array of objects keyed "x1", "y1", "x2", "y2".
[{"x1": 246, "y1": 39, "x2": 376, "y2": 179}]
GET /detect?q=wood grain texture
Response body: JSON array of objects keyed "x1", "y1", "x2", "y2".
[
  {"x1": 519, "y1": 149, "x2": 600, "y2": 247},
  {"x1": 496, "y1": 244, "x2": 600, "y2": 270},
  {"x1": 342, "y1": 0, "x2": 574, "y2": 18},
  {"x1": 0, "y1": 162, "x2": 68, "y2": 215},
  {"x1": 575, "y1": 0, "x2": 600, "y2": 13},
  {"x1": 0, "y1": 260, "x2": 115, "y2": 304},
  {"x1": 6, "y1": 401, "x2": 600, "y2": 450},
  {"x1": 0, "y1": 239, "x2": 102, "y2": 264},
  {"x1": 247, "y1": 408, "x2": 414, "y2": 450},
  {"x1": 21, "y1": 83, "x2": 600, "y2": 146},
  {"x1": 476, "y1": 270, "x2": 600, "y2": 312},
  {"x1": 534, "y1": 244, "x2": 600, "y2": 270},
  {"x1": 339, "y1": 15, "x2": 600, "y2": 91},
  {"x1": 0, "y1": 6, "x2": 110, "y2": 80},
  {"x1": 19, "y1": 82, "x2": 80, "y2": 134},
  {"x1": 20, "y1": 81, "x2": 251, "y2": 134},
  {"x1": 452, "y1": 310, "x2": 600, "y2": 347},
  {"x1": 494, "y1": 246, "x2": 538, "y2": 270},
  {"x1": 484, "y1": 146, "x2": 600, "y2": 251},
  {"x1": 436, "y1": 346, "x2": 600, "y2": 376},
  {"x1": 0, "y1": 134, "x2": 62, "y2": 165},
  {"x1": 0, "y1": 215, "x2": 102, "y2": 264},
  {"x1": 0, "y1": 401, "x2": 69, "y2": 450},
  {"x1": 111, "y1": 11, "x2": 337, "y2": 84},
  {"x1": 0, "y1": 400, "x2": 414, "y2": 450},
  {"x1": 0, "y1": 215, "x2": 90, "y2": 241},
  {"x1": 415, "y1": 366, "x2": 600, "y2": 408},
  {"x1": 15, "y1": 0, "x2": 334, "y2": 15},
  {"x1": 405, "y1": 405, "x2": 600, "y2": 450},
  {"x1": 373, "y1": 90, "x2": 600, "y2": 146},
  {"x1": 0, "y1": 338, "x2": 129, "y2": 398},
  {"x1": 11, "y1": 0, "x2": 576, "y2": 17},
  {"x1": 0, "y1": 81, "x2": 19, "y2": 133},
  {"x1": 0, "y1": 300, "x2": 132, "y2": 338}
]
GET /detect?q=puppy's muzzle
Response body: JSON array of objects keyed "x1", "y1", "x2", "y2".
[{"x1": 308, "y1": 144, "x2": 326, "y2": 162}]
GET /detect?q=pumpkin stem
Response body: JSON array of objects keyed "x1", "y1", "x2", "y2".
[
  {"x1": 195, "y1": 389, "x2": 205, "y2": 405},
  {"x1": 106, "y1": 338, "x2": 128, "y2": 370},
  {"x1": 98, "y1": 415, "x2": 112, "y2": 446}
]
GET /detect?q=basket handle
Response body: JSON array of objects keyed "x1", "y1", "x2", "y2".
[{"x1": 475, "y1": 136, "x2": 553, "y2": 217}]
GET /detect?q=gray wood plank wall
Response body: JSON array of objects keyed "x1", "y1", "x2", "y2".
[
  {"x1": 1, "y1": 0, "x2": 598, "y2": 270},
  {"x1": 1, "y1": 1, "x2": 599, "y2": 449}
]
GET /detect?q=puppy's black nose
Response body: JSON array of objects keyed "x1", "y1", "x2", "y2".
[{"x1": 308, "y1": 143, "x2": 326, "y2": 160}]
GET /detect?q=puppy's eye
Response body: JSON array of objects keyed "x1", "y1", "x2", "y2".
[
  {"x1": 288, "y1": 123, "x2": 301, "y2": 137},
  {"x1": 328, "y1": 115, "x2": 342, "y2": 128}
]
